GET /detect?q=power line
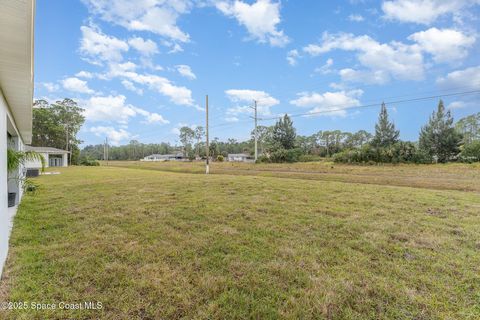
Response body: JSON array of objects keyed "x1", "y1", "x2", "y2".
[{"x1": 258, "y1": 89, "x2": 480, "y2": 121}]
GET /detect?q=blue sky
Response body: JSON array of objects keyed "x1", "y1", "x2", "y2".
[{"x1": 34, "y1": 0, "x2": 480, "y2": 146}]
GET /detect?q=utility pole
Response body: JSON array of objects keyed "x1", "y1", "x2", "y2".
[
  {"x1": 66, "y1": 126, "x2": 70, "y2": 165},
  {"x1": 205, "y1": 95, "x2": 209, "y2": 174},
  {"x1": 106, "y1": 136, "x2": 109, "y2": 166},
  {"x1": 103, "y1": 138, "x2": 106, "y2": 161},
  {"x1": 250, "y1": 100, "x2": 258, "y2": 162}
]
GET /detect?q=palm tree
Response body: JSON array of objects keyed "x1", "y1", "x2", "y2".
[{"x1": 7, "y1": 149, "x2": 45, "y2": 173}]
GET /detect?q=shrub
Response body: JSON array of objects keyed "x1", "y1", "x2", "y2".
[
  {"x1": 79, "y1": 157, "x2": 100, "y2": 166},
  {"x1": 333, "y1": 142, "x2": 427, "y2": 164},
  {"x1": 298, "y1": 154, "x2": 322, "y2": 162},
  {"x1": 217, "y1": 155, "x2": 224, "y2": 162},
  {"x1": 270, "y1": 148, "x2": 302, "y2": 163},
  {"x1": 256, "y1": 155, "x2": 270, "y2": 163},
  {"x1": 459, "y1": 141, "x2": 480, "y2": 163}
]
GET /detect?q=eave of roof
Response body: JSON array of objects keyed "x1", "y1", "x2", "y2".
[{"x1": 0, "y1": 0, "x2": 35, "y2": 143}]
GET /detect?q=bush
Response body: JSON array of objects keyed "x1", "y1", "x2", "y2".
[
  {"x1": 217, "y1": 155, "x2": 224, "y2": 162},
  {"x1": 459, "y1": 141, "x2": 480, "y2": 163},
  {"x1": 79, "y1": 157, "x2": 100, "y2": 166},
  {"x1": 333, "y1": 142, "x2": 428, "y2": 164},
  {"x1": 256, "y1": 155, "x2": 270, "y2": 163},
  {"x1": 270, "y1": 148, "x2": 302, "y2": 163},
  {"x1": 298, "y1": 154, "x2": 322, "y2": 162}
]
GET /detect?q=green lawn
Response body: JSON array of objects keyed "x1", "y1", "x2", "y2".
[{"x1": 1, "y1": 165, "x2": 480, "y2": 319}]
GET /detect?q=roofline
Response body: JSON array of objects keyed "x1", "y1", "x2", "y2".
[{"x1": 0, "y1": 0, "x2": 35, "y2": 144}]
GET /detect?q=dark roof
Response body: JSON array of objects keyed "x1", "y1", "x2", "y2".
[{"x1": 25, "y1": 146, "x2": 70, "y2": 153}]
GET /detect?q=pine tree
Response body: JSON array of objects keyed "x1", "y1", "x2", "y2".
[
  {"x1": 272, "y1": 114, "x2": 296, "y2": 149},
  {"x1": 372, "y1": 102, "x2": 399, "y2": 148},
  {"x1": 419, "y1": 100, "x2": 463, "y2": 163}
]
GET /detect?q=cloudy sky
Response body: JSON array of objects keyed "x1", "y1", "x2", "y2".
[{"x1": 34, "y1": 0, "x2": 480, "y2": 146}]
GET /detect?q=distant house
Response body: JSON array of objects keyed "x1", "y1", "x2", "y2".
[
  {"x1": 25, "y1": 146, "x2": 69, "y2": 168},
  {"x1": 141, "y1": 153, "x2": 184, "y2": 162},
  {"x1": 227, "y1": 153, "x2": 251, "y2": 162}
]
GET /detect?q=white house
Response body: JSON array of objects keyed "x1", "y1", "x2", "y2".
[
  {"x1": 0, "y1": 0, "x2": 35, "y2": 276},
  {"x1": 25, "y1": 146, "x2": 69, "y2": 168},
  {"x1": 227, "y1": 153, "x2": 251, "y2": 162},
  {"x1": 142, "y1": 153, "x2": 185, "y2": 161}
]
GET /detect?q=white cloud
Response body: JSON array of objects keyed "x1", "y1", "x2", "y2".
[
  {"x1": 176, "y1": 65, "x2": 196, "y2": 80},
  {"x1": 144, "y1": 112, "x2": 169, "y2": 124},
  {"x1": 348, "y1": 14, "x2": 365, "y2": 22},
  {"x1": 216, "y1": 0, "x2": 289, "y2": 47},
  {"x1": 315, "y1": 58, "x2": 334, "y2": 74},
  {"x1": 303, "y1": 32, "x2": 425, "y2": 84},
  {"x1": 39, "y1": 82, "x2": 59, "y2": 92},
  {"x1": 83, "y1": 94, "x2": 169, "y2": 125},
  {"x1": 128, "y1": 37, "x2": 159, "y2": 56},
  {"x1": 80, "y1": 25, "x2": 129, "y2": 64},
  {"x1": 62, "y1": 77, "x2": 95, "y2": 94},
  {"x1": 382, "y1": 0, "x2": 480, "y2": 24},
  {"x1": 290, "y1": 90, "x2": 363, "y2": 116},
  {"x1": 75, "y1": 71, "x2": 94, "y2": 79},
  {"x1": 408, "y1": 28, "x2": 475, "y2": 63},
  {"x1": 107, "y1": 63, "x2": 197, "y2": 108},
  {"x1": 82, "y1": 0, "x2": 191, "y2": 43},
  {"x1": 84, "y1": 95, "x2": 137, "y2": 123},
  {"x1": 121, "y1": 80, "x2": 143, "y2": 95},
  {"x1": 339, "y1": 68, "x2": 390, "y2": 84},
  {"x1": 436, "y1": 65, "x2": 480, "y2": 88},
  {"x1": 225, "y1": 89, "x2": 280, "y2": 115},
  {"x1": 90, "y1": 126, "x2": 131, "y2": 146},
  {"x1": 436, "y1": 66, "x2": 480, "y2": 109},
  {"x1": 287, "y1": 49, "x2": 300, "y2": 66},
  {"x1": 302, "y1": 29, "x2": 475, "y2": 84}
]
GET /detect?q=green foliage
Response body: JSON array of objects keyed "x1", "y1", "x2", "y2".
[
  {"x1": 459, "y1": 140, "x2": 480, "y2": 163},
  {"x1": 79, "y1": 157, "x2": 100, "y2": 166},
  {"x1": 456, "y1": 112, "x2": 480, "y2": 145},
  {"x1": 32, "y1": 99, "x2": 85, "y2": 165},
  {"x1": 256, "y1": 155, "x2": 271, "y2": 163},
  {"x1": 22, "y1": 178, "x2": 39, "y2": 194},
  {"x1": 272, "y1": 114, "x2": 296, "y2": 150},
  {"x1": 333, "y1": 142, "x2": 425, "y2": 164},
  {"x1": 419, "y1": 100, "x2": 463, "y2": 163},
  {"x1": 270, "y1": 148, "x2": 303, "y2": 163},
  {"x1": 81, "y1": 142, "x2": 176, "y2": 161},
  {"x1": 7, "y1": 149, "x2": 45, "y2": 172},
  {"x1": 216, "y1": 155, "x2": 224, "y2": 162},
  {"x1": 372, "y1": 103, "x2": 400, "y2": 148},
  {"x1": 298, "y1": 154, "x2": 323, "y2": 162}
]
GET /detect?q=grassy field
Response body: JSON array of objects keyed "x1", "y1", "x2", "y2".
[
  {"x1": 1, "y1": 164, "x2": 479, "y2": 319},
  {"x1": 106, "y1": 160, "x2": 480, "y2": 192}
]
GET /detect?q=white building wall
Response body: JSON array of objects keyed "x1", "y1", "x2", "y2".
[
  {"x1": 62, "y1": 153, "x2": 68, "y2": 167},
  {"x1": 0, "y1": 90, "x2": 25, "y2": 277},
  {"x1": 25, "y1": 152, "x2": 48, "y2": 168},
  {"x1": 0, "y1": 91, "x2": 9, "y2": 275}
]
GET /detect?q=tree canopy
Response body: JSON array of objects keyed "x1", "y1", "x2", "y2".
[
  {"x1": 33, "y1": 99, "x2": 85, "y2": 164},
  {"x1": 372, "y1": 102, "x2": 399, "y2": 148},
  {"x1": 272, "y1": 114, "x2": 296, "y2": 150},
  {"x1": 419, "y1": 100, "x2": 462, "y2": 163}
]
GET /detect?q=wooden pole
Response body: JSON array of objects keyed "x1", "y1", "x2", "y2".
[
  {"x1": 206, "y1": 95, "x2": 209, "y2": 174},
  {"x1": 254, "y1": 100, "x2": 258, "y2": 162}
]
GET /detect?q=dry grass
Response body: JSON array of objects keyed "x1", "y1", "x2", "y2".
[
  {"x1": 1, "y1": 165, "x2": 479, "y2": 319},
  {"x1": 106, "y1": 160, "x2": 480, "y2": 192}
]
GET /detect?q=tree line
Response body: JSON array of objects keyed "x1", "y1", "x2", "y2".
[
  {"x1": 79, "y1": 99, "x2": 479, "y2": 164},
  {"x1": 30, "y1": 98, "x2": 478, "y2": 164}
]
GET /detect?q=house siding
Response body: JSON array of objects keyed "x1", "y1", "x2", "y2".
[{"x1": 0, "y1": 89, "x2": 25, "y2": 277}]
